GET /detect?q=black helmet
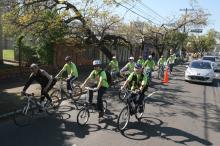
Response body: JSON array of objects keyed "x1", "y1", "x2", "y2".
[
  {"x1": 134, "y1": 63, "x2": 142, "y2": 69},
  {"x1": 65, "y1": 56, "x2": 71, "y2": 62}
]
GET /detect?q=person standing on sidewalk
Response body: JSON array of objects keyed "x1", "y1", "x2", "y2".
[{"x1": 55, "y1": 56, "x2": 78, "y2": 97}]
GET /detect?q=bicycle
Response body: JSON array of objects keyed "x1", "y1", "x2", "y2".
[
  {"x1": 50, "y1": 77, "x2": 82, "y2": 106},
  {"x1": 117, "y1": 90, "x2": 156, "y2": 131},
  {"x1": 13, "y1": 93, "x2": 60, "y2": 127},
  {"x1": 77, "y1": 87, "x2": 107, "y2": 126}
]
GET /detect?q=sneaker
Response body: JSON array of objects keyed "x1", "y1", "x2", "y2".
[{"x1": 98, "y1": 111, "x2": 104, "y2": 118}]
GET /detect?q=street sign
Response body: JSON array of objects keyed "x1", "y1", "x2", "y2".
[{"x1": 190, "y1": 29, "x2": 203, "y2": 33}]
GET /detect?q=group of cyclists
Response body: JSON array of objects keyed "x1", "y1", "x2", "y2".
[{"x1": 21, "y1": 53, "x2": 176, "y2": 118}]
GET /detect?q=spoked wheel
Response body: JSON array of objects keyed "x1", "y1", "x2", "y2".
[
  {"x1": 50, "y1": 89, "x2": 63, "y2": 106},
  {"x1": 135, "y1": 102, "x2": 145, "y2": 121},
  {"x1": 77, "y1": 108, "x2": 90, "y2": 126},
  {"x1": 117, "y1": 106, "x2": 130, "y2": 131},
  {"x1": 13, "y1": 105, "x2": 33, "y2": 127},
  {"x1": 72, "y1": 84, "x2": 82, "y2": 101},
  {"x1": 118, "y1": 89, "x2": 128, "y2": 103},
  {"x1": 46, "y1": 96, "x2": 60, "y2": 115}
]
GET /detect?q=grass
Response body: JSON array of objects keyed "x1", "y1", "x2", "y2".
[{"x1": 3, "y1": 49, "x2": 14, "y2": 60}]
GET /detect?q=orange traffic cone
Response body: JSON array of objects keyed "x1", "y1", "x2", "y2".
[{"x1": 162, "y1": 67, "x2": 169, "y2": 84}]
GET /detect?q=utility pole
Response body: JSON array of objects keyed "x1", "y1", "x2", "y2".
[{"x1": 180, "y1": 8, "x2": 194, "y2": 32}]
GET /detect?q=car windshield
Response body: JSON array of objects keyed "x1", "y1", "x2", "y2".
[
  {"x1": 190, "y1": 61, "x2": 212, "y2": 69},
  {"x1": 203, "y1": 57, "x2": 215, "y2": 62}
]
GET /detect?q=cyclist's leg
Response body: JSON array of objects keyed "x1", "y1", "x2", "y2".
[
  {"x1": 97, "y1": 87, "x2": 107, "y2": 117},
  {"x1": 67, "y1": 76, "x2": 76, "y2": 96},
  {"x1": 89, "y1": 85, "x2": 96, "y2": 103},
  {"x1": 137, "y1": 86, "x2": 148, "y2": 112}
]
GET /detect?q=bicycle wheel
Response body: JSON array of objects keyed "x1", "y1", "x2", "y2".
[
  {"x1": 118, "y1": 90, "x2": 127, "y2": 103},
  {"x1": 50, "y1": 89, "x2": 63, "y2": 101},
  {"x1": 77, "y1": 108, "x2": 90, "y2": 126},
  {"x1": 13, "y1": 105, "x2": 33, "y2": 127},
  {"x1": 135, "y1": 102, "x2": 145, "y2": 121},
  {"x1": 117, "y1": 106, "x2": 130, "y2": 131},
  {"x1": 72, "y1": 84, "x2": 82, "y2": 101},
  {"x1": 103, "y1": 100, "x2": 107, "y2": 113},
  {"x1": 46, "y1": 96, "x2": 60, "y2": 115}
]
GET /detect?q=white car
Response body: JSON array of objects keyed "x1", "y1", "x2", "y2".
[
  {"x1": 202, "y1": 56, "x2": 219, "y2": 71},
  {"x1": 185, "y1": 60, "x2": 215, "y2": 83}
]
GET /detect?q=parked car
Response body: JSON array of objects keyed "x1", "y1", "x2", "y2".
[
  {"x1": 202, "y1": 56, "x2": 220, "y2": 71},
  {"x1": 185, "y1": 60, "x2": 215, "y2": 84}
]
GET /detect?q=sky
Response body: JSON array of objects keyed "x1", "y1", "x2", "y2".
[{"x1": 116, "y1": 0, "x2": 220, "y2": 33}]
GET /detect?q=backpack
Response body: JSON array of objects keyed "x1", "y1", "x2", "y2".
[
  {"x1": 98, "y1": 70, "x2": 112, "y2": 85},
  {"x1": 130, "y1": 73, "x2": 144, "y2": 87}
]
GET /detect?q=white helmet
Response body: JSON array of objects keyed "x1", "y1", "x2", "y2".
[
  {"x1": 128, "y1": 56, "x2": 134, "y2": 60},
  {"x1": 30, "y1": 63, "x2": 39, "y2": 69},
  {"x1": 148, "y1": 55, "x2": 152, "y2": 59},
  {"x1": 92, "y1": 60, "x2": 101, "y2": 66},
  {"x1": 112, "y1": 56, "x2": 116, "y2": 59}
]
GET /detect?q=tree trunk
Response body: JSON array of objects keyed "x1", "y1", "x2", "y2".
[{"x1": 0, "y1": 7, "x2": 3, "y2": 64}]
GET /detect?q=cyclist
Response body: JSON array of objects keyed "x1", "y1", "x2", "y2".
[
  {"x1": 137, "y1": 56, "x2": 145, "y2": 66},
  {"x1": 107, "y1": 55, "x2": 120, "y2": 80},
  {"x1": 143, "y1": 55, "x2": 155, "y2": 80},
  {"x1": 167, "y1": 54, "x2": 176, "y2": 74},
  {"x1": 55, "y1": 56, "x2": 78, "y2": 97},
  {"x1": 21, "y1": 63, "x2": 56, "y2": 107},
  {"x1": 121, "y1": 63, "x2": 148, "y2": 113},
  {"x1": 157, "y1": 55, "x2": 166, "y2": 71},
  {"x1": 120, "y1": 56, "x2": 135, "y2": 78},
  {"x1": 81, "y1": 60, "x2": 109, "y2": 118}
]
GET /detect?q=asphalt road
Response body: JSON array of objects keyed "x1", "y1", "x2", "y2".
[{"x1": 0, "y1": 64, "x2": 220, "y2": 146}]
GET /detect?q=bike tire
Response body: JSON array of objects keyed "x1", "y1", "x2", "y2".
[
  {"x1": 117, "y1": 106, "x2": 130, "y2": 131},
  {"x1": 72, "y1": 84, "x2": 82, "y2": 101},
  {"x1": 77, "y1": 108, "x2": 90, "y2": 126},
  {"x1": 50, "y1": 89, "x2": 63, "y2": 101},
  {"x1": 13, "y1": 105, "x2": 33, "y2": 127}
]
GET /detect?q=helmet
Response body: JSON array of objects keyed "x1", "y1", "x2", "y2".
[
  {"x1": 30, "y1": 63, "x2": 38, "y2": 69},
  {"x1": 148, "y1": 55, "x2": 152, "y2": 59},
  {"x1": 139, "y1": 56, "x2": 143, "y2": 59},
  {"x1": 128, "y1": 56, "x2": 134, "y2": 60},
  {"x1": 112, "y1": 56, "x2": 116, "y2": 59},
  {"x1": 134, "y1": 63, "x2": 142, "y2": 69},
  {"x1": 65, "y1": 56, "x2": 71, "y2": 62},
  {"x1": 92, "y1": 60, "x2": 101, "y2": 66},
  {"x1": 161, "y1": 55, "x2": 164, "y2": 58}
]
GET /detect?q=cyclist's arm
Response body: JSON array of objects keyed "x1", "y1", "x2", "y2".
[
  {"x1": 121, "y1": 73, "x2": 133, "y2": 89},
  {"x1": 22, "y1": 73, "x2": 34, "y2": 92},
  {"x1": 82, "y1": 71, "x2": 94, "y2": 86},
  {"x1": 42, "y1": 70, "x2": 53, "y2": 90},
  {"x1": 140, "y1": 76, "x2": 148, "y2": 91},
  {"x1": 56, "y1": 65, "x2": 66, "y2": 78}
]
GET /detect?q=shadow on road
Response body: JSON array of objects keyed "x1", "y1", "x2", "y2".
[{"x1": 121, "y1": 117, "x2": 213, "y2": 146}]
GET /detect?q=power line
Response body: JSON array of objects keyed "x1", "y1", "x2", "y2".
[
  {"x1": 138, "y1": 0, "x2": 168, "y2": 22},
  {"x1": 123, "y1": 1, "x2": 162, "y2": 24},
  {"x1": 113, "y1": 0, "x2": 158, "y2": 25}
]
